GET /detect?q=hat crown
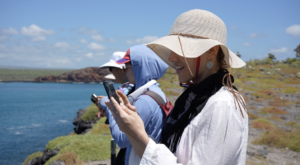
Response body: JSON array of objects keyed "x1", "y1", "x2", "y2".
[{"x1": 169, "y1": 9, "x2": 227, "y2": 45}]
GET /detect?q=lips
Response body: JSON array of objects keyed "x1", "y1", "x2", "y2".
[{"x1": 175, "y1": 66, "x2": 184, "y2": 74}]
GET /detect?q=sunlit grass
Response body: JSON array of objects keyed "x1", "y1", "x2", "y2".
[
  {"x1": 251, "y1": 118, "x2": 274, "y2": 130},
  {"x1": 22, "y1": 152, "x2": 43, "y2": 165}
]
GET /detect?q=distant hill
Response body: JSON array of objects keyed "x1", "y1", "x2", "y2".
[{"x1": 34, "y1": 67, "x2": 111, "y2": 83}]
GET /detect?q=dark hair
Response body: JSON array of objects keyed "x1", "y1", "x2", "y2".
[
  {"x1": 216, "y1": 46, "x2": 227, "y2": 69},
  {"x1": 108, "y1": 67, "x2": 112, "y2": 72}
]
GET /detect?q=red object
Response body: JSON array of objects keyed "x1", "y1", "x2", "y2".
[{"x1": 116, "y1": 49, "x2": 131, "y2": 64}]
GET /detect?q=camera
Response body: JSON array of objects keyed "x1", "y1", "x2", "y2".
[
  {"x1": 91, "y1": 94, "x2": 98, "y2": 104},
  {"x1": 103, "y1": 81, "x2": 120, "y2": 104}
]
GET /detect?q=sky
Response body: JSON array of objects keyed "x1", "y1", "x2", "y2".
[{"x1": 0, "y1": 0, "x2": 299, "y2": 69}]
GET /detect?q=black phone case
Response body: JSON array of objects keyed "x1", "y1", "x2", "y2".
[{"x1": 103, "y1": 81, "x2": 120, "y2": 104}]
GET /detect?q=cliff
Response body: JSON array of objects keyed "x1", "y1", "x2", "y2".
[{"x1": 34, "y1": 67, "x2": 111, "y2": 83}]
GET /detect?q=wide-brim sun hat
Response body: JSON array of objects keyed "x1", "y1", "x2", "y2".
[
  {"x1": 100, "y1": 52, "x2": 126, "y2": 69},
  {"x1": 146, "y1": 9, "x2": 246, "y2": 69}
]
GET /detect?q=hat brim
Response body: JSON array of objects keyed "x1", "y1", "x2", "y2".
[
  {"x1": 116, "y1": 58, "x2": 130, "y2": 64},
  {"x1": 146, "y1": 35, "x2": 245, "y2": 69},
  {"x1": 104, "y1": 74, "x2": 115, "y2": 80},
  {"x1": 100, "y1": 60, "x2": 124, "y2": 69}
]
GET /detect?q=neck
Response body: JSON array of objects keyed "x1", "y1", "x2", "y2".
[{"x1": 193, "y1": 68, "x2": 218, "y2": 84}]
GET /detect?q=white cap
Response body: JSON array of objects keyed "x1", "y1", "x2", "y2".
[{"x1": 100, "y1": 52, "x2": 126, "y2": 69}]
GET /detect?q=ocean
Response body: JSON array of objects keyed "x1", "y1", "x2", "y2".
[{"x1": 0, "y1": 82, "x2": 119, "y2": 165}]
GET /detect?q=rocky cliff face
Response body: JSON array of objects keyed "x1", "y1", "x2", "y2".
[{"x1": 34, "y1": 67, "x2": 111, "y2": 83}]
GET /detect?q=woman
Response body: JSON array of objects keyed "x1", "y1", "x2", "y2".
[{"x1": 106, "y1": 9, "x2": 248, "y2": 165}]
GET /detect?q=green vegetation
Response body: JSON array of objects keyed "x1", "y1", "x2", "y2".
[
  {"x1": 45, "y1": 134, "x2": 112, "y2": 165},
  {"x1": 259, "y1": 107, "x2": 287, "y2": 115},
  {"x1": 269, "y1": 115, "x2": 282, "y2": 121},
  {"x1": 253, "y1": 129, "x2": 300, "y2": 152},
  {"x1": 285, "y1": 121, "x2": 300, "y2": 129},
  {"x1": 22, "y1": 152, "x2": 43, "y2": 165},
  {"x1": 0, "y1": 69, "x2": 72, "y2": 81},
  {"x1": 80, "y1": 104, "x2": 99, "y2": 122},
  {"x1": 251, "y1": 118, "x2": 274, "y2": 130},
  {"x1": 90, "y1": 117, "x2": 111, "y2": 135},
  {"x1": 248, "y1": 113, "x2": 259, "y2": 119}
]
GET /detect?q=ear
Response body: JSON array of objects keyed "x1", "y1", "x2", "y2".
[{"x1": 207, "y1": 46, "x2": 219, "y2": 59}]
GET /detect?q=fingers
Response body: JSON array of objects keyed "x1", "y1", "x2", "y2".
[
  {"x1": 127, "y1": 104, "x2": 138, "y2": 113},
  {"x1": 117, "y1": 90, "x2": 130, "y2": 106}
]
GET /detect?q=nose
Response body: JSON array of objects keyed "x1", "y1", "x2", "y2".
[{"x1": 168, "y1": 51, "x2": 178, "y2": 62}]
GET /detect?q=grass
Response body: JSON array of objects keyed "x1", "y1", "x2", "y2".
[
  {"x1": 259, "y1": 107, "x2": 287, "y2": 115},
  {"x1": 45, "y1": 134, "x2": 112, "y2": 165},
  {"x1": 163, "y1": 89, "x2": 181, "y2": 97},
  {"x1": 80, "y1": 104, "x2": 99, "y2": 122},
  {"x1": 285, "y1": 121, "x2": 300, "y2": 129},
  {"x1": 269, "y1": 115, "x2": 282, "y2": 121},
  {"x1": 56, "y1": 152, "x2": 84, "y2": 165},
  {"x1": 0, "y1": 69, "x2": 72, "y2": 81},
  {"x1": 251, "y1": 118, "x2": 274, "y2": 130},
  {"x1": 249, "y1": 113, "x2": 259, "y2": 119},
  {"x1": 22, "y1": 151, "x2": 43, "y2": 165},
  {"x1": 253, "y1": 129, "x2": 300, "y2": 152},
  {"x1": 297, "y1": 116, "x2": 300, "y2": 120},
  {"x1": 90, "y1": 117, "x2": 111, "y2": 135}
]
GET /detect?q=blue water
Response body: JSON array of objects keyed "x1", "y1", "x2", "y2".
[{"x1": 0, "y1": 82, "x2": 119, "y2": 165}]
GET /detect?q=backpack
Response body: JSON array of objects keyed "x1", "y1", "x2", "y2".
[{"x1": 142, "y1": 90, "x2": 173, "y2": 117}]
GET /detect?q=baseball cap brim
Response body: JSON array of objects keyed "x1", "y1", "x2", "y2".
[{"x1": 100, "y1": 60, "x2": 124, "y2": 69}]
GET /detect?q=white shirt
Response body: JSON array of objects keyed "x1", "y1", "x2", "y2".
[{"x1": 129, "y1": 87, "x2": 248, "y2": 165}]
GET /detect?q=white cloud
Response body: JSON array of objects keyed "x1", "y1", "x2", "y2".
[
  {"x1": 80, "y1": 39, "x2": 88, "y2": 44},
  {"x1": 269, "y1": 47, "x2": 288, "y2": 54},
  {"x1": 286, "y1": 24, "x2": 300, "y2": 38},
  {"x1": 242, "y1": 42, "x2": 251, "y2": 46},
  {"x1": 249, "y1": 33, "x2": 266, "y2": 39},
  {"x1": 32, "y1": 36, "x2": 46, "y2": 42},
  {"x1": 75, "y1": 58, "x2": 82, "y2": 62},
  {"x1": 21, "y1": 24, "x2": 55, "y2": 36},
  {"x1": 54, "y1": 42, "x2": 70, "y2": 48},
  {"x1": 76, "y1": 27, "x2": 99, "y2": 35},
  {"x1": 126, "y1": 36, "x2": 158, "y2": 45},
  {"x1": 87, "y1": 42, "x2": 105, "y2": 50},
  {"x1": 1, "y1": 27, "x2": 18, "y2": 35},
  {"x1": 85, "y1": 52, "x2": 93, "y2": 58},
  {"x1": 91, "y1": 34, "x2": 104, "y2": 42},
  {"x1": 230, "y1": 26, "x2": 238, "y2": 30}
]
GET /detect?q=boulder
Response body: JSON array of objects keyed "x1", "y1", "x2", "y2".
[
  {"x1": 41, "y1": 149, "x2": 59, "y2": 164},
  {"x1": 73, "y1": 109, "x2": 98, "y2": 134}
]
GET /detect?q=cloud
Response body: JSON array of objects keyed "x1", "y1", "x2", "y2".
[
  {"x1": 54, "y1": 42, "x2": 70, "y2": 48},
  {"x1": 80, "y1": 39, "x2": 88, "y2": 44},
  {"x1": 242, "y1": 42, "x2": 252, "y2": 46},
  {"x1": 126, "y1": 36, "x2": 158, "y2": 45},
  {"x1": 230, "y1": 26, "x2": 238, "y2": 30},
  {"x1": 32, "y1": 36, "x2": 46, "y2": 42},
  {"x1": 75, "y1": 27, "x2": 99, "y2": 35},
  {"x1": 87, "y1": 42, "x2": 105, "y2": 50},
  {"x1": 0, "y1": 36, "x2": 13, "y2": 42},
  {"x1": 1, "y1": 27, "x2": 19, "y2": 35},
  {"x1": 269, "y1": 47, "x2": 289, "y2": 54},
  {"x1": 21, "y1": 24, "x2": 55, "y2": 42},
  {"x1": 91, "y1": 34, "x2": 104, "y2": 42},
  {"x1": 286, "y1": 25, "x2": 300, "y2": 38},
  {"x1": 21, "y1": 24, "x2": 55, "y2": 36},
  {"x1": 249, "y1": 33, "x2": 266, "y2": 39},
  {"x1": 85, "y1": 52, "x2": 93, "y2": 58}
]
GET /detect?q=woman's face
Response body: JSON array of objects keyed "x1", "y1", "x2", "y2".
[
  {"x1": 124, "y1": 63, "x2": 136, "y2": 84},
  {"x1": 110, "y1": 68, "x2": 123, "y2": 83},
  {"x1": 168, "y1": 51, "x2": 198, "y2": 83}
]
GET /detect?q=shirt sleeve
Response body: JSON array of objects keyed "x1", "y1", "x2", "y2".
[
  {"x1": 99, "y1": 95, "x2": 154, "y2": 148},
  {"x1": 99, "y1": 96, "x2": 130, "y2": 148},
  {"x1": 130, "y1": 98, "x2": 247, "y2": 165}
]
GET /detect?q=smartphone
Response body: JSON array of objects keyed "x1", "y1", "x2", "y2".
[
  {"x1": 91, "y1": 94, "x2": 98, "y2": 104},
  {"x1": 103, "y1": 81, "x2": 120, "y2": 104}
]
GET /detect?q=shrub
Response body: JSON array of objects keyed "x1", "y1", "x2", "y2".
[
  {"x1": 269, "y1": 115, "x2": 282, "y2": 121},
  {"x1": 251, "y1": 118, "x2": 274, "y2": 130},
  {"x1": 253, "y1": 129, "x2": 300, "y2": 152},
  {"x1": 285, "y1": 121, "x2": 300, "y2": 129},
  {"x1": 248, "y1": 113, "x2": 259, "y2": 119}
]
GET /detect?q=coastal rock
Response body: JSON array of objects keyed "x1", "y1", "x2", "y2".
[
  {"x1": 41, "y1": 149, "x2": 59, "y2": 164},
  {"x1": 34, "y1": 67, "x2": 111, "y2": 83},
  {"x1": 73, "y1": 109, "x2": 98, "y2": 134}
]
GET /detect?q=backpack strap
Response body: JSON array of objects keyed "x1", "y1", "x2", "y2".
[{"x1": 142, "y1": 90, "x2": 173, "y2": 117}]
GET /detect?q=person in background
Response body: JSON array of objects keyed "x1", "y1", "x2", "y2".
[
  {"x1": 97, "y1": 51, "x2": 135, "y2": 165},
  {"x1": 99, "y1": 45, "x2": 169, "y2": 165},
  {"x1": 105, "y1": 9, "x2": 248, "y2": 165}
]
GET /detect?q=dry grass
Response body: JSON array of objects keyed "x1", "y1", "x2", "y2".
[
  {"x1": 253, "y1": 129, "x2": 300, "y2": 152},
  {"x1": 269, "y1": 115, "x2": 282, "y2": 121},
  {"x1": 251, "y1": 118, "x2": 274, "y2": 130},
  {"x1": 248, "y1": 106, "x2": 257, "y2": 110},
  {"x1": 249, "y1": 113, "x2": 259, "y2": 119},
  {"x1": 259, "y1": 107, "x2": 287, "y2": 115},
  {"x1": 57, "y1": 152, "x2": 84, "y2": 165}
]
